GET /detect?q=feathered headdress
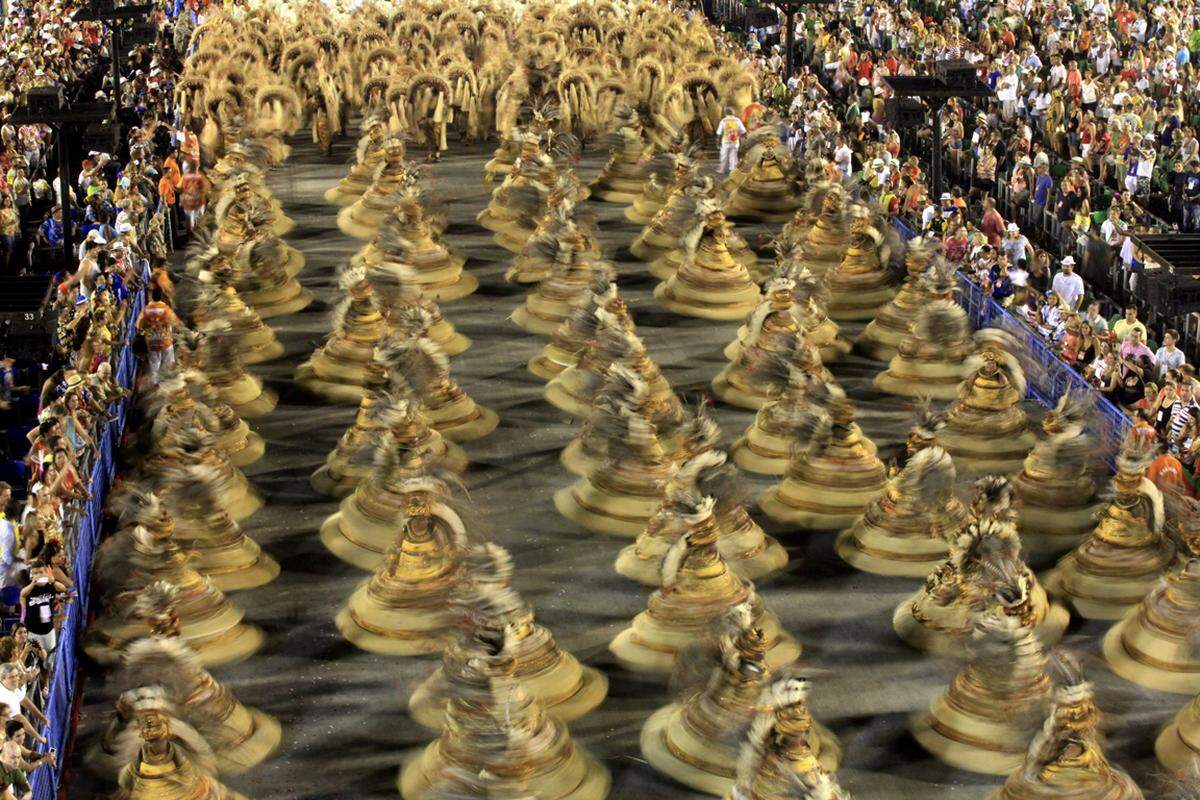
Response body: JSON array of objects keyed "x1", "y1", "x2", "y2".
[
  {"x1": 911, "y1": 299, "x2": 969, "y2": 345},
  {"x1": 128, "y1": 581, "x2": 179, "y2": 626},
  {"x1": 118, "y1": 637, "x2": 209, "y2": 723},
  {"x1": 949, "y1": 515, "x2": 1023, "y2": 575},
  {"x1": 677, "y1": 400, "x2": 722, "y2": 456},
  {"x1": 732, "y1": 676, "x2": 811, "y2": 793},
  {"x1": 109, "y1": 484, "x2": 169, "y2": 530},
  {"x1": 680, "y1": 196, "x2": 722, "y2": 257},
  {"x1": 972, "y1": 475, "x2": 1015, "y2": 521},
  {"x1": 896, "y1": 446, "x2": 957, "y2": 507},
  {"x1": 659, "y1": 490, "x2": 717, "y2": 589},
  {"x1": 909, "y1": 397, "x2": 945, "y2": 442}
]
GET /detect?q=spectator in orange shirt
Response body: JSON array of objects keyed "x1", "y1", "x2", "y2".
[
  {"x1": 1147, "y1": 442, "x2": 1193, "y2": 498},
  {"x1": 178, "y1": 129, "x2": 200, "y2": 171},
  {"x1": 176, "y1": 166, "x2": 211, "y2": 231},
  {"x1": 157, "y1": 172, "x2": 176, "y2": 208}
]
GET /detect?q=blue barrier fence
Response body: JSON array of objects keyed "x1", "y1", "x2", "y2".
[
  {"x1": 892, "y1": 218, "x2": 1132, "y2": 466},
  {"x1": 29, "y1": 268, "x2": 147, "y2": 800}
]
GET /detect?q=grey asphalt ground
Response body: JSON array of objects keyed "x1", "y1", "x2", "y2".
[{"x1": 70, "y1": 131, "x2": 1186, "y2": 799}]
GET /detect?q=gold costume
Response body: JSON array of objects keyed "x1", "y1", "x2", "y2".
[
  {"x1": 911, "y1": 607, "x2": 1052, "y2": 776},
  {"x1": 640, "y1": 609, "x2": 839, "y2": 796},
  {"x1": 353, "y1": 187, "x2": 475, "y2": 302},
  {"x1": 857, "y1": 237, "x2": 943, "y2": 361},
  {"x1": 588, "y1": 106, "x2": 649, "y2": 204},
  {"x1": 528, "y1": 274, "x2": 620, "y2": 382},
  {"x1": 713, "y1": 279, "x2": 829, "y2": 410},
  {"x1": 894, "y1": 509, "x2": 1069, "y2": 657},
  {"x1": 87, "y1": 507, "x2": 262, "y2": 669},
  {"x1": 116, "y1": 587, "x2": 281, "y2": 775},
  {"x1": 835, "y1": 445, "x2": 971, "y2": 578},
  {"x1": 294, "y1": 264, "x2": 390, "y2": 402},
  {"x1": 335, "y1": 484, "x2": 470, "y2": 656},
  {"x1": 991, "y1": 670, "x2": 1143, "y2": 799},
  {"x1": 544, "y1": 303, "x2": 675, "y2": 421},
  {"x1": 936, "y1": 331, "x2": 1037, "y2": 474},
  {"x1": 654, "y1": 201, "x2": 761, "y2": 320},
  {"x1": 1044, "y1": 433, "x2": 1174, "y2": 620},
  {"x1": 324, "y1": 115, "x2": 389, "y2": 206},
  {"x1": 759, "y1": 384, "x2": 886, "y2": 531},
  {"x1": 872, "y1": 276, "x2": 973, "y2": 400},
  {"x1": 398, "y1": 626, "x2": 609, "y2": 800},
  {"x1": 111, "y1": 706, "x2": 246, "y2": 800},
  {"x1": 408, "y1": 543, "x2": 607, "y2": 729},
  {"x1": 1014, "y1": 392, "x2": 1104, "y2": 554},
  {"x1": 722, "y1": 126, "x2": 806, "y2": 223},
  {"x1": 188, "y1": 284, "x2": 283, "y2": 367},
  {"x1": 824, "y1": 216, "x2": 898, "y2": 321},
  {"x1": 554, "y1": 366, "x2": 678, "y2": 537},
  {"x1": 723, "y1": 677, "x2": 849, "y2": 800},
  {"x1": 609, "y1": 491, "x2": 800, "y2": 675},
  {"x1": 616, "y1": 443, "x2": 787, "y2": 586},
  {"x1": 309, "y1": 383, "x2": 466, "y2": 498}
]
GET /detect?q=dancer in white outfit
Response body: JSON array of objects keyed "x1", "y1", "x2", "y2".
[{"x1": 716, "y1": 108, "x2": 746, "y2": 175}]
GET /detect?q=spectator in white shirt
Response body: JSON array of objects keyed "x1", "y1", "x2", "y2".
[
  {"x1": 1134, "y1": 136, "x2": 1156, "y2": 195},
  {"x1": 1100, "y1": 207, "x2": 1124, "y2": 247},
  {"x1": 1080, "y1": 73, "x2": 1099, "y2": 111},
  {"x1": 1156, "y1": 329, "x2": 1187, "y2": 380},
  {"x1": 1007, "y1": 261, "x2": 1029, "y2": 287},
  {"x1": 0, "y1": 484, "x2": 21, "y2": 592},
  {"x1": 833, "y1": 136, "x2": 853, "y2": 178},
  {"x1": 0, "y1": 664, "x2": 46, "y2": 736},
  {"x1": 1001, "y1": 223, "x2": 1033, "y2": 267},
  {"x1": 996, "y1": 68, "x2": 1018, "y2": 121},
  {"x1": 1051, "y1": 255, "x2": 1085, "y2": 311},
  {"x1": 1048, "y1": 54, "x2": 1067, "y2": 89}
]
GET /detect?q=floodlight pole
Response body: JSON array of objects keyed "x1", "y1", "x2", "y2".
[
  {"x1": 110, "y1": 25, "x2": 121, "y2": 149},
  {"x1": 11, "y1": 107, "x2": 116, "y2": 272},
  {"x1": 57, "y1": 132, "x2": 72, "y2": 270},
  {"x1": 777, "y1": 0, "x2": 832, "y2": 84},
  {"x1": 884, "y1": 70, "x2": 995, "y2": 200},
  {"x1": 929, "y1": 97, "x2": 946, "y2": 200},
  {"x1": 76, "y1": 4, "x2": 153, "y2": 152}
]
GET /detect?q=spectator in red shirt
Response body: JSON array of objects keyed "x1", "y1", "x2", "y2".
[{"x1": 981, "y1": 196, "x2": 1006, "y2": 248}]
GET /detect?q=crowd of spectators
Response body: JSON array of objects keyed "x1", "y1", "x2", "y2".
[
  {"x1": 709, "y1": 0, "x2": 1200, "y2": 482},
  {"x1": 0, "y1": 0, "x2": 181, "y2": 277},
  {"x1": 0, "y1": 0, "x2": 187, "y2": 794}
]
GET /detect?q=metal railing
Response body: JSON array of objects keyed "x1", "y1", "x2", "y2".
[{"x1": 29, "y1": 264, "x2": 147, "y2": 800}]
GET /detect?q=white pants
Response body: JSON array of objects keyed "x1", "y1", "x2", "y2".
[
  {"x1": 30, "y1": 629, "x2": 55, "y2": 656},
  {"x1": 185, "y1": 205, "x2": 204, "y2": 230},
  {"x1": 147, "y1": 346, "x2": 175, "y2": 384},
  {"x1": 719, "y1": 142, "x2": 740, "y2": 174}
]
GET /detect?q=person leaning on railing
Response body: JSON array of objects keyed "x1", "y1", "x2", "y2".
[
  {"x1": 0, "y1": 665, "x2": 46, "y2": 749},
  {"x1": 0, "y1": 720, "x2": 54, "y2": 800}
]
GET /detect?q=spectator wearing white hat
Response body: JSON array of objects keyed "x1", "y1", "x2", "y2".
[
  {"x1": 76, "y1": 229, "x2": 105, "y2": 261},
  {"x1": 1051, "y1": 255, "x2": 1085, "y2": 312},
  {"x1": 1001, "y1": 222, "x2": 1033, "y2": 268}
]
